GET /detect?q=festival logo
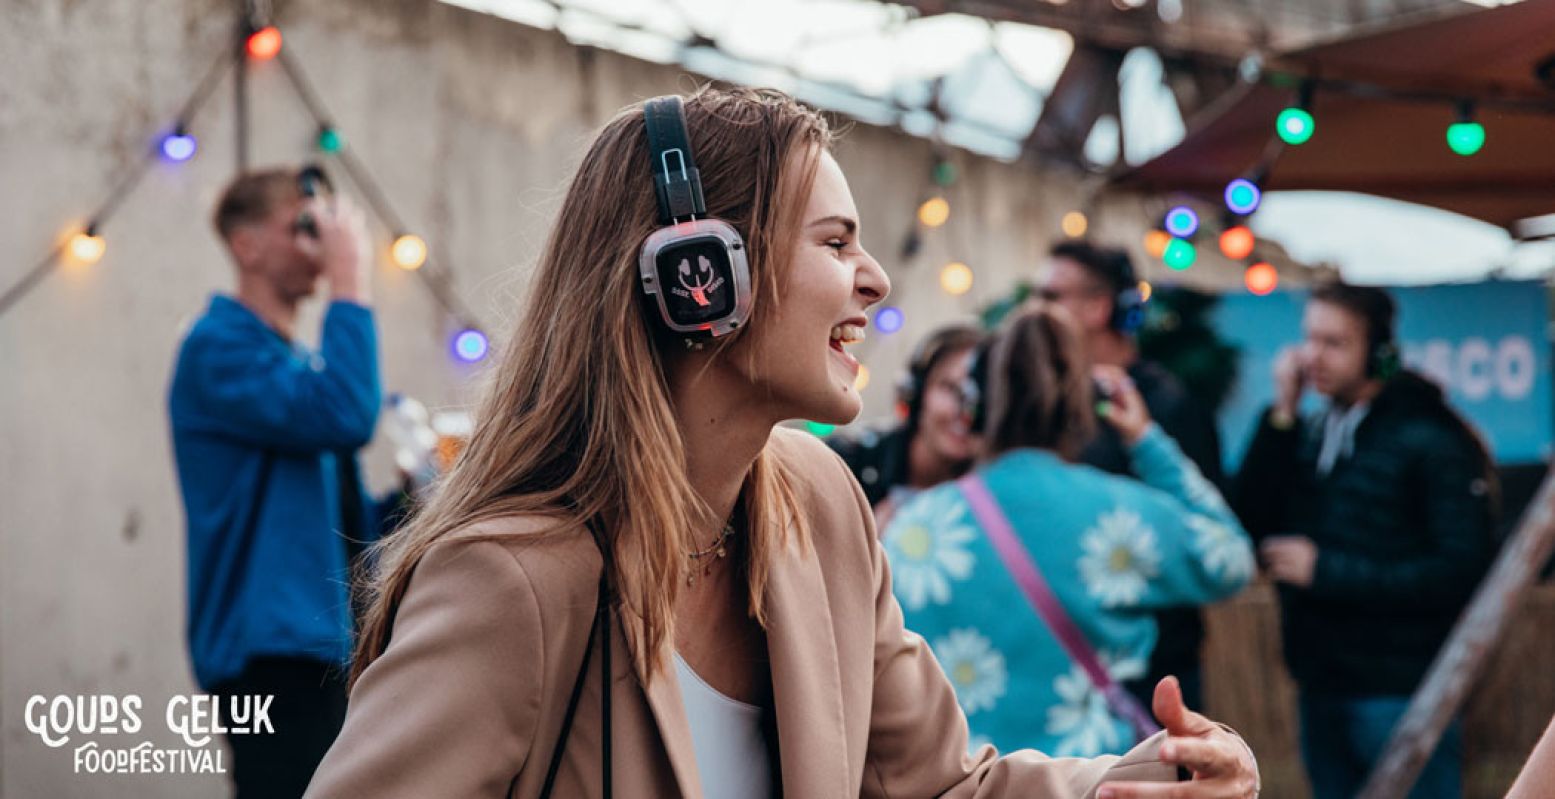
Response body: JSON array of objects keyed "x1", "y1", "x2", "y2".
[{"x1": 24, "y1": 693, "x2": 277, "y2": 776}]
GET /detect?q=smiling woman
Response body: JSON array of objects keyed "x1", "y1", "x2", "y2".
[{"x1": 302, "y1": 86, "x2": 1259, "y2": 799}]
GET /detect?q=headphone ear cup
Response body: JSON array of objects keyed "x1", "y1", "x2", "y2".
[
  {"x1": 962, "y1": 344, "x2": 990, "y2": 434},
  {"x1": 894, "y1": 371, "x2": 922, "y2": 424},
  {"x1": 1370, "y1": 340, "x2": 1401, "y2": 379},
  {"x1": 1112, "y1": 287, "x2": 1146, "y2": 333}
]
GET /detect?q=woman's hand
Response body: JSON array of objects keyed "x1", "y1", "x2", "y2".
[
  {"x1": 1094, "y1": 365, "x2": 1152, "y2": 446},
  {"x1": 1098, "y1": 677, "x2": 1260, "y2": 799}
]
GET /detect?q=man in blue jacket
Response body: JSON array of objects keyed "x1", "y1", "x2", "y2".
[{"x1": 168, "y1": 167, "x2": 384, "y2": 798}]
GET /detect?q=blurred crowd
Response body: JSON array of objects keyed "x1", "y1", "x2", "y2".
[{"x1": 169, "y1": 163, "x2": 1502, "y2": 798}]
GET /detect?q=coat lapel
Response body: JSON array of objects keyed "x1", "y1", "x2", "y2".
[
  {"x1": 619, "y1": 530, "x2": 851, "y2": 797},
  {"x1": 623, "y1": 613, "x2": 705, "y2": 799},
  {"x1": 764, "y1": 537, "x2": 851, "y2": 796}
]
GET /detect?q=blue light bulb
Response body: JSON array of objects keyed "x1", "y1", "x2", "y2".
[
  {"x1": 160, "y1": 132, "x2": 197, "y2": 163},
  {"x1": 452, "y1": 329, "x2": 489, "y2": 363}
]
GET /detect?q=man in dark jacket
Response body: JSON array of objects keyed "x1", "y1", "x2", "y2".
[
  {"x1": 1232, "y1": 280, "x2": 1496, "y2": 799},
  {"x1": 1036, "y1": 241, "x2": 1226, "y2": 711}
]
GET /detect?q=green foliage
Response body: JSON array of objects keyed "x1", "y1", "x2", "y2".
[{"x1": 1138, "y1": 286, "x2": 1240, "y2": 413}]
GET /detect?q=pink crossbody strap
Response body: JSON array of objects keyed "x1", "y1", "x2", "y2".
[{"x1": 956, "y1": 474, "x2": 1161, "y2": 741}]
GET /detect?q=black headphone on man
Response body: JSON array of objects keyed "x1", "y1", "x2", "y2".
[
  {"x1": 1104, "y1": 250, "x2": 1146, "y2": 334},
  {"x1": 636, "y1": 96, "x2": 753, "y2": 344},
  {"x1": 1366, "y1": 326, "x2": 1402, "y2": 380}
]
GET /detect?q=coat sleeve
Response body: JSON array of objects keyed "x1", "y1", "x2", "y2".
[
  {"x1": 1308, "y1": 421, "x2": 1494, "y2": 608},
  {"x1": 1123, "y1": 424, "x2": 1255, "y2": 606},
  {"x1": 174, "y1": 301, "x2": 381, "y2": 454},
  {"x1": 305, "y1": 538, "x2": 544, "y2": 799},
  {"x1": 849, "y1": 458, "x2": 1182, "y2": 798}
]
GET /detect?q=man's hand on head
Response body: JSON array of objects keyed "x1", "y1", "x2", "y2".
[{"x1": 299, "y1": 195, "x2": 371, "y2": 304}]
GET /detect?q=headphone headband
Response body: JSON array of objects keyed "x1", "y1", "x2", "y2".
[
  {"x1": 637, "y1": 95, "x2": 752, "y2": 340},
  {"x1": 643, "y1": 97, "x2": 707, "y2": 225}
]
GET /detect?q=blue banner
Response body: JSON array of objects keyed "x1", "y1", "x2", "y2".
[{"x1": 1211, "y1": 279, "x2": 1551, "y2": 469}]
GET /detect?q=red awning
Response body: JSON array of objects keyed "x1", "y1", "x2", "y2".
[{"x1": 1115, "y1": 0, "x2": 1555, "y2": 232}]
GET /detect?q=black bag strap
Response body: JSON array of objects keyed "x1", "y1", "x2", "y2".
[{"x1": 528, "y1": 517, "x2": 613, "y2": 799}]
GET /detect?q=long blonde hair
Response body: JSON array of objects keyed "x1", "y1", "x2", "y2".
[{"x1": 351, "y1": 87, "x2": 831, "y2": 686}]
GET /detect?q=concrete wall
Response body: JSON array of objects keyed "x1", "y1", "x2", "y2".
[{"x1": 0, "y1": 0, "x2": 1264, "y2": 795}]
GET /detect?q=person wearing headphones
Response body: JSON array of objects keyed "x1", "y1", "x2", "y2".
[
  {"x1": 1034, "y1": 241, "x2": 1226, "y2": 713},
  {"x1": 827, "y1": 323, "x2": 983, "y2": 529},
  {"x1": 882, "y1": 302, "x2": 1254, "y2": 760},
  {"x1": 304, "y1": 87, "x2": 1259, "y2": 798},
  {"x1": 1231, "y1": 280, "x2": 1497, "y2": 799}
]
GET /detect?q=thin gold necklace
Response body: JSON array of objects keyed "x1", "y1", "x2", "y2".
[{"x1": 686, "y1": 522, "x2": 735, "y2": 586}]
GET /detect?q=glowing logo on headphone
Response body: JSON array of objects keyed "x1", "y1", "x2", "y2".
[{"x1": 673, "y1": 255, "x2": 724, "y2": 307}]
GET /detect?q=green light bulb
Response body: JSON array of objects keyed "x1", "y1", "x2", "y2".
[
  {"x1": 1446, "y1": 121, "x2": 1484, "y2": 156},
  {"x1": 806, "y1": 421, "x2": 836, "y2": 437},
  {"x1": 1276, "y1": 107, "x2": 1314, "y2": 145},
  {"x1": 1163, "y1": 238, "x2": 1197, "y2": 271},
  {"x1": 318, "y1": 127, "x2": 343, "y2": 153}
]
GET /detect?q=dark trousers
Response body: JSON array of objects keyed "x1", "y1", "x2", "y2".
[
  {"x1": 1298, "y1": 690, "x2": 1463, "y2": 799},
  {"x1": 213, "y1": 656, "x2": 348, "y2": 799}
]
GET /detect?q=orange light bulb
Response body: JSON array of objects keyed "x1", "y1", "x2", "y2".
[
  {"x1": 1245, "y1": 262, "x2": 1278, "y2": 295},
  {"x1": 1220, "y1": 226, "x2": 1256, "y2": 260}
]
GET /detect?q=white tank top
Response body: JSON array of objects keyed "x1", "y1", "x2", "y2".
[{"x1": 672, "y1": 652, "x2": 774, "y2": 799}]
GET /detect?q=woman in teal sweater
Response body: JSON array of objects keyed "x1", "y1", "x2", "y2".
[{"x1": 884, "y1": 303, "x2": 1253, "y2": 759}]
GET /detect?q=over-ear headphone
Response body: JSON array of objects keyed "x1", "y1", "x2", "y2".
[
  {"x1": 959, "y1": 338, "x2": 992, "y2": 435},
  {"x1": 636, "y1": 96, "x2": 753, "y2": 342},
  {"x1": 1360, "y1": 296, "x2": 1400, "y2": 380},
  {"x1": 1368, "y1": 334, "x2": 1401, "y2": 380},
  {"x1": 1106, "y1": 251, "x2": 1146, "y2": 334},
  {"x1": 894, "y1": 324, "x2": 982, "y2": 426}
]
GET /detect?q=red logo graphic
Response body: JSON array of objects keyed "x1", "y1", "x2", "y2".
[{"x1": 678, "y1": 255, "x2": 717, "y2": 307}]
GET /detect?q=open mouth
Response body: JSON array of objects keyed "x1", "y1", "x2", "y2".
[
  {"x1": 829, "y1": 323, "x2": 865, "y2": 352},
  {"x1": 829, "y1": 323, "x2": 865, "y2": 347},
  {"x1": 828, "y1": 322, "x2": 865, "y2": 374}
]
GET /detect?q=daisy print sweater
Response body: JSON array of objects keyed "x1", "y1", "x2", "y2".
[{"x1": 882, "y1": 423, "x2": 1253, "y2": 758}]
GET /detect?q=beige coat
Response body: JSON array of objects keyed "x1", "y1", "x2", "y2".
[{"x1": 305, "y1": 428, "x2": 1183, "y2": 798}]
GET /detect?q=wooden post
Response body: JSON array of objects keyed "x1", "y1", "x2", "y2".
[
  {"x1": 1357, "y1": 469, "x2": 1555, "y2": 799},
  {"x1": 234, "y1": 2, "x2": 251, "y2": 172}
]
